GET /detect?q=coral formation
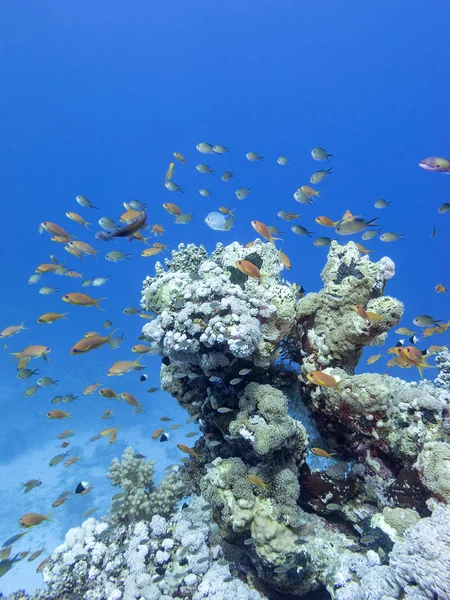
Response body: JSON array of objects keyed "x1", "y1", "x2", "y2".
[{"x1": 10, "y1": 240, "x2": 450, "y2": 600}]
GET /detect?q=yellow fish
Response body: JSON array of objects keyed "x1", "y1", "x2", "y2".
[
  {"x1": 37, "y1": 312, "x2": 68, "y2": 324},
  {"x1": 177, "y1": 443, "x2": 199, "y2": 459},
  {"x1": 306, "y1": 371, "x2": 341, "y2": 391},
  {"x1": 62, "y1": 293, "x2": 105, "y2": 310},
  {"x1": 173, "y1": 152, "x2": 187, "y2": 165},
  {"x1": 46, "y1": 410, "x2": 73, "y2": 420},
  {"x1": 165, "y1": 162, "x2": 175, "y2": 183},
  {"x1": 366, "y1": 353, "x2": 382, "y2": 365},
  {"x1": 106, "y1": 357, "x2": 144, "y2": 376},
  {"x1": 19, "y1": 512, "x2": 52, "y2": 528},
  {"x1": 247, "y1": 474, "x2": 268, "y2": 490}
]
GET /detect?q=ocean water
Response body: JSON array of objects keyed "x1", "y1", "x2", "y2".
[{"x1": 0, "y1": 0, "x2": 449, "y2": 595}]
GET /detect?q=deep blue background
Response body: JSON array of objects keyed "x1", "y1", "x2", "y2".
[{"x1": 1, "y1": 0, "x2": 449, "y2": 593}]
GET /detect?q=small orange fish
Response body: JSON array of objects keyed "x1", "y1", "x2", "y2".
[
  {"x1": 306, "y1": 371, "x2": 341, "y2": 391},
  {"x1": 354, "y1": 243, "x2": 372, "y2": 254},
  {"x1": 64, "y1": 270, "x2": 83, "y2": 279},
  {"x1": 51, "y1": 235, "x2": 70, "y2": 243},
  {"x1": 278, "y1": 250, "x2": 291, "y2": 270},
  {"x1": 106, "y1": 357, "x2": 144, "y2": 376},
  {"x1": 366, "y1": 353, "x2": 382, "y2": 365},
  {"x1": 19, "y1": 512, "x2": 52, "y2": 528},
  {"x1": 141, "y1": 247, "x2": 163, "y2": 257},
  {"x1": 435, "y1": 284, "x2": 447, "y2": 293},
  {"x1": 152, "y1": 427, "x2": 164, "y2": 440},
  {"x1": 62, "y1": 293, "x2": 105, "y2": 310},
  {"x1": 65, "y1": 212, "x2": 91, "y2": 229},
  {"x1": 71, "y1": 329, "x2": 118, "y2": 354},
  {"x1": 99, "y1": 426, "x2": 119, "y2": 438},
  {"x1": 131, "y1": 344, "x2": 153, "y2": 354},
  {"x1": 354, "y1": 305, "x2": 382, "y2": 323},
  {"x1": 298, "y1": 185, "x2": 321, "y2": 198},
  {"x1": 235, "y1": 260, "x2": 264, "y2": 282},
  {"x1": 35, "y1": 263, "x2": 61, "y2": 274},
  {"x1": 315, "y1": 216, "x2": 338, "y2": 227},
  {"x1": 121, "y1": 392, "x2": 142, "y2": 409},
  {"x1": 139, "y1": 313, "x2": 154, "y2": 320},
  {"x1": 99, "y1": 388, "x2": 120, "y2": 400},
  {"x1": 70, "y1": 240, "x2": 98, "y2": 256},
  {"x1": 153, "y1": 242, "x2": 168, "y2": 250},
  {"x1": 11, "y1": 345, "x2": 51, "y2": 361},
  {"x1": 251, "y1": 220, "x2": 281, "y2": 244},
  {"x1": 219, "y1": 207, "x2": 234, "y2": 215},
  {"x1": 46, "y1": 410, "x2": 73, "y2": 420},
  {"x1": 162, "y1": 203, "x2": 182, "y2": 216},
  {"x1": 0, "y1": 322, "x2": 26, "y2": 338},
  {"x1": 83, "y1": 382, "x2": 101, "y2": 395},
  {"x1": 310, "y1": 447, "x2": 337, "y2": 458},
  {"x1": 37, "y1": 312, "x2": 68, "y2": 324},
  {"x1": 151, "y1": 224, "x2": 165, "y2": 236},
  {"x1": 247, "y1": 474, "x2": 268, "y2": 490},
  {"x1": 173, "y1": 152, "x2": 187, "y2": 165},
  {"x1": 40, "y1": 222, "x2": 70, "y2": 238},
  {"x1": 52, "y1": 497, "x2": 68, "y2": 507},
  {"x1": 177, "y1": 443, "x2": 199, "y2": 459},
  {"x1": 120, "y1": 209, "x2": 141, "y2": 223},
  {"x1": 64, "y1": 457, "x2": 80, "y2": 467}
]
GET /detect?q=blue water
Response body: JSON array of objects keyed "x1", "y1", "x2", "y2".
[{"x1": 1, "y1": 0, "x2": 449, "y2": 594}]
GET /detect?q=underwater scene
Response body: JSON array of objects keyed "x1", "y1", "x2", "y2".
[{"x1": 1, "y1": 1, "x2": 449, "y2": 599}]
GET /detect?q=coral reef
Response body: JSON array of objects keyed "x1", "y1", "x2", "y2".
[{"x1": 10, "y1": 240, "x2": 450, "y2": 600}]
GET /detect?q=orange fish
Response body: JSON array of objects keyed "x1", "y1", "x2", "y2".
[
  {"x1": 11, "y1": 345, "x2": 51, "y2": 361},
  {"x1": 435, "y1": 284, "x2": 447, "y2": 293},
  {"x1": 152, "y1": 427, "x2": 164, "y2": 440},
  {"x1": 315, "y1": 216, "x2": 338, "y2": 227},
  {"x1": 354, "y1": 305, "x2": 382, "y2": 323},
  {"x1": 151, "y1": 224, "x2": 165, "y2": 236},
  {"x1": 83, "y1": 382, "x2": 101, "y2": 395},
  {"x1": 46, "y1": 410, "x2": 73, "y2": 420},
  {"x1": 70, "y1": 240, "x2": 98, "y2": 256},
  {"x1": 121, "y1": 392, "x2": 142, "y2": 409},
  {"x1": 251, "y1": 220, "x2": 281, "y2": 244},
  {"x1": 62, "y1": 293, "x2": 105, "y2": 310},
  {"x1": 141, "y1": 247, "x2": 163, "y2": 258},
  {"x1": 310, "y1": 447, "x2": 337, "y2": 458},
  {"x1": 354, "y1": 243, "x2": 372, "y2": 254},
  {"x1": 64, "y1": 270, "x2": 83, "y2": 279},
  {"x1": 177, "y1": 443, "x2": 199, "y2": 459},
  {"x1": 131, "y1": 344, "x2": 153, "y2": 354},
  {"x1": 235, "y1": 260, "x2": 264, "y2": 282},
  {"x1": 306, "y1": 371, "x2": 341, "y2": 391},
  {"x1": 366, "y1": 353, "x2": 382, "y2": 365},
  {"x1": 106, "y1": 357, "x2": 144, "y2": 376},
  {"x1": 70, "y1": 329, "x2": 118, "y2": 354},
  {"x1": 52, "y1": 497, "x2": 68, "y2": 507},
  {"x1": 162, "y1": 203, "x2": 182, "y2": 216},
  {"x1": 278, "y1": 250, "x2": 291, "y2": 270},
  {"x1": 19, "y1": 512, "x2": 52, "y2": 528},
  {"x1": 0, "y1": 322, "x2": 26, "y2": 338},
  {"x1": 64, "y1": 457, "x2": 80, "y2": 467},
  {"x1": 298, "y1": 185, "x2": 321, "y2": 199},
  {"x1": 37, "y1": 312, "x2": 68, "y2": 324},
  {"x1": 40, "y1": 222, "x2": 70, "y2": 238},
  {"x1": 35, "y1": 263, "x2": 61, "y2": 274},
  {"x1": 51, "y1": 235, "x2": 70, "y2": 243},
  {"x1": 247, "y1": 474, "x2": 268, "y2": 490},
  {"x1": 65, "y1": 212, "x2": 91, "y2": 229},
  {"x1": 120, "y1": 209, "x2": 141, "y2": 223},
  {"x1": 99, "y1": 388, "x2": 120, "y2": 400}
]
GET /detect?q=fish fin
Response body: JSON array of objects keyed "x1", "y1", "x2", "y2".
[
  {"x1": 94, "y1": 298, "x2": 106, "y2": 310},
  {"x1": 106, "y1": 328, "x2": 120, "y2": 346}
]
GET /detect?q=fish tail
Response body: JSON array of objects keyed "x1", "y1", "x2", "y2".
[
  {"x1": 367, "y1": 217, "x2": 379, "y2": 226},
  {"x1": 10, "y1": 352, "x2": 21, "y2": 360},
  {"x1": 62, "y1": 313, "x2": 69, "y2": 320},
  {"x1": 327, "y1": 167, "x2": 334, "y2": 174},
  {"x1": 84, "y1": 223, "x2": 91, "y2": 230},
  {"x1": 107, "y1": 328, "x2": 120, "y2": 346},
  {"x1": 94, "y1": 298, "x2": 106, "y2": 310}
]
